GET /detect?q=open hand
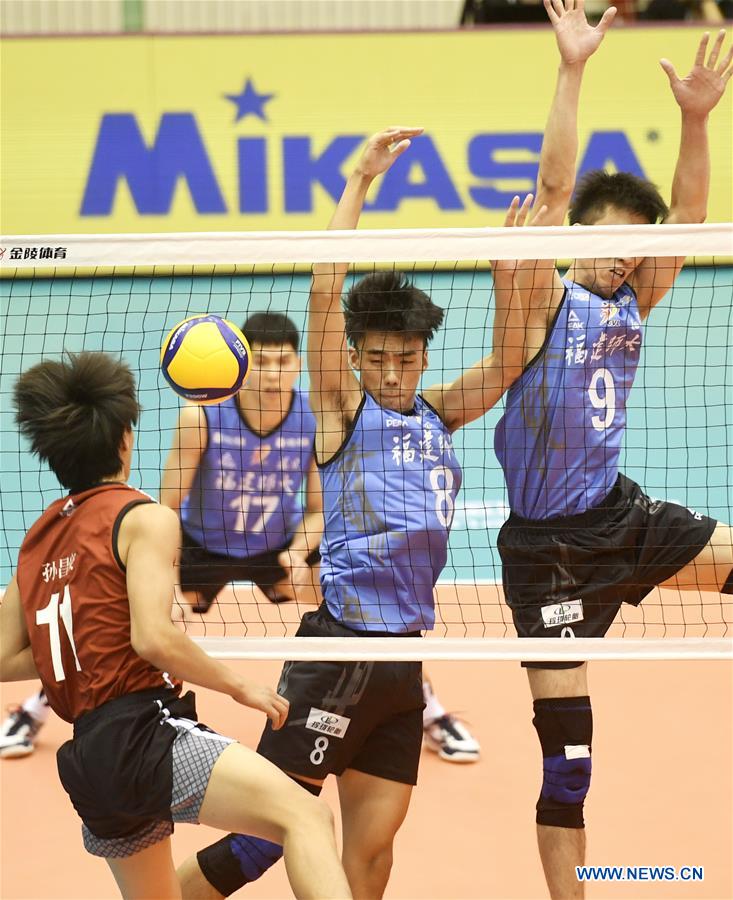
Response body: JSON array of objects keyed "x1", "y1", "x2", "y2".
[
  {"x1": 355, "y1": 126, "x2": 424, "y2": 180},
  {"x1": 660, "y1": 30, "x2": 733, "y2": 119},
  {"x1": 491, "y1": 195, "x2": 549, "y2": 272},
  {"x1": 544, "y1": 0, "x2": 616, "y2": 66}
]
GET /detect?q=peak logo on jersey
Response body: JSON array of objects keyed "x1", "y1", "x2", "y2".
[
  {"x1": 305, "y1": 708, "x2": 350, "y2": 739},
  {"x1": 60, "y1": 498, "x2": 77, "y2": 518}
]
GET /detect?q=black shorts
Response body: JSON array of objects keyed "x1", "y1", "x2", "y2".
[
  {"x1": 498, "y1": 474, "x2": 716, "y2": 665},
  {"x1": 257, "y1": 605, "x2": 424, "y2": 786},
  {"x1": 56, "y1": 689, "x2": 232, "y2": 857},
  {"x1": 179, "y1": 530, "x2": 321, "y2": 612}
]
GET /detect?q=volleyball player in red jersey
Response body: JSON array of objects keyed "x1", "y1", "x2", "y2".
[{"x1": 0, "y1": 351, "x2": 351, "y2": 900}]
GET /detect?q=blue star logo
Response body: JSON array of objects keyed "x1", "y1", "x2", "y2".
[{"x1": 224, "y1": 78, "x2": 275, "y2": 122}]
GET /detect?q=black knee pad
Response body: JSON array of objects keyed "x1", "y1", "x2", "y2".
[
  {"x1": 197, "y1": 832, "x2": 284, "y2": 897},
  {"x1": 533, "y1": 696, "x2": 593, "y2": 829}
]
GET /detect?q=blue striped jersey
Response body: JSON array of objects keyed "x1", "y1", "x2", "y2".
[
  {"x1": 181, "y1": 390, "x2": 316, "y2": 557},
  {"x1": 494, "y1": 278, "x2": 642, "y2": 519},
  {"x1": 319, "y1": 392, "x2": 462, "y2": 633}
]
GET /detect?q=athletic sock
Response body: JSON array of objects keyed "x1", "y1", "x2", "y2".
[
  {"x1": 422, "y1": 679, "x2": 446, "y2": 725},
  {"x1": 23, "y1": 690, "x2": 50, "y2": 723}
]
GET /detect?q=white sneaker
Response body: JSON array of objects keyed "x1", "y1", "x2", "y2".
[
  {"x1": 423, "y1": 714, "x2": 480, "y2": 763},
  {"x1": 0, "y1": 706, "x2": 43, "y2": 758}
]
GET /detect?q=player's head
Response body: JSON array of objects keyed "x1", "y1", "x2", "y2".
[
  {"x1": 14, "y1": 351, "x2": 139, "y2": 492},
  {"x1": 344, "y1": 271, "x2": 444, "y2": 412},
  {"x1": 241, "y1": 311, "x2": 301, "y2": 399},
  {"x1": 569, "y1": 170, "x2": 670, "y2": 298}
]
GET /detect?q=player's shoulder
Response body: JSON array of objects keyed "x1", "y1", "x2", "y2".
[
  {"x1": 178, "y1": 402, "x2": 208, "y2": 428},
  {"x1": 120, "y1": 500, "x2": 179, "y2": 539},
  {"x1": 115, "y1": 500, "x2": 179, "y2": 569},
  {"x1": 175, "y1": 402, "x2": 209, "y2": 450},
  {"x1": 418, "y1": 388, "x2": 449, "y2": 422}
]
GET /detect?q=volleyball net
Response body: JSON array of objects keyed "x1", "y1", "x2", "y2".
[{"x1": 1, "y1": 223, "x2": 731, "y2": 660}]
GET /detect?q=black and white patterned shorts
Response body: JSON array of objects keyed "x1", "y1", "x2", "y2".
[{"x1": 57, "y1": 689, "x2": 233, "y2": 858}]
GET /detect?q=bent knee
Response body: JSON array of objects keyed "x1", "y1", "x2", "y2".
[{"x1": 288, "y1": 792, "x2": 335, "y2": 833}]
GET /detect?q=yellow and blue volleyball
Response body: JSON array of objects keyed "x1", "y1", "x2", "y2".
[{"x1": 160, "y1": 314, "x2": 251, "y2": 404}]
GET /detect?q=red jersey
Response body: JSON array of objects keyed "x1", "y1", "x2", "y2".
[{"x1": 16, "y1": 483, "x2": 181, "y2": 722}]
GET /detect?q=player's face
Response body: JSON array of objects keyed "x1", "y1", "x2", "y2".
[
  {"x1": 350, "y1": 331, "x2": 428, "y2": 413},
  {"x1": 242, "y1": 342, "x2": 301, "y2": 403},
  {"x1": 573, "y1": 205, "x2": 649, "y2": 299}
]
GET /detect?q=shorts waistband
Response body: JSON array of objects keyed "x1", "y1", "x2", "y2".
[
  {"x1": 73, "y1": 687, "x2": 182, "y2": 736},
  {"x1": 505, "y1": 475, "x2": 627, "y2": 532},
  {"x1": 318, "y1": 602, "x2": 422, "y2": 638}
]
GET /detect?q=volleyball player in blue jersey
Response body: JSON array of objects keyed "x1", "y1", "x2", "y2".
[
  {"x1": 182, "y1": 128, "x2": 534, "y2": 899},
  {"x1": 495, "y1": 4, "x2": 733, "y2": 897},
  {"x1": 161, "y1": 312, "x2": 323, "y2": 610}
]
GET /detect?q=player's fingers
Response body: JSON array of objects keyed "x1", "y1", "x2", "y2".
[
  {"x1": 543, "y1": 0, "x2": 559, "y2": 24},
  {"x1": 552, "y1": 0, "x2": 566, "y2": 19},
  {"x1": 390, "y1": 138, "x2": 412, "y2": 158},
  {"x1": 272, "y1": 698, "x2": 289, "y2": 730},
  {"x1": 529, "y1": 203, "x2": 550, "y2": 226},
  {"x1": 694, "y1": 32, "x2": 710, "y2": 68},
  {"x1": 383, "y1": 126, "x2": 423, "y2": 142},
  {"x1": 597, "y1": 6, "x2": 616, "y2": 34},
  {"x1": 268, "y1": 705, "x2": 284, "y2": 730},
  {"x1": 503, "y1": 195, "x2": 521, "y2": 227},
  {"x1": 515, "y1": 194, "x2": 535, "y2": 228},
  {"x1": 715, "y1": 42, "x2": 733, "y2": 76},
  {"x1": 265, "y1": 693, "x2": 288, "y2": 729},
  {"x1": 659, "y1": 58, "x2": 678, "y2": 85},
  {"x1": 706, "y1": 28, "x2": 725, "y2": 69}
]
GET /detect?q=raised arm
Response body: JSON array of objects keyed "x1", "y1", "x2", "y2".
[
  {"x1": 535, "y1": 0, "x2": 616, "y2": 224},
  {"x1": 308, "y1": 127, "x2": 422, "y2": 455},
  {"x1": 423, "y1": 195, "x2": 544, "y2": 431},
  {"x1": 632, "y1": 30, "x2": 733, "y2": 315},
  {"x1": 159, "y1": 404, "x2": 207, "y2": 512},
  {"x1": 519, "y1": 0, "x2": 616, "y2": 328}
]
